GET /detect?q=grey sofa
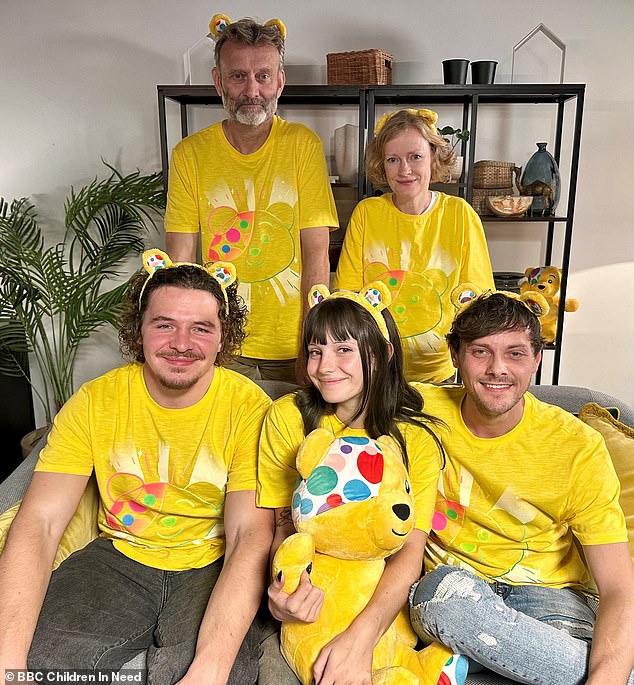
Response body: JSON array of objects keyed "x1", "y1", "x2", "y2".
[{"x1": 1, "y1": 383, "x2": 633, "y2": 685}]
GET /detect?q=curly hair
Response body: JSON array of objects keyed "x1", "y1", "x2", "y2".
[
  {"x1": 118, "y1": 265, "x2": 247, "y2": 366},
  {"x1": 365, "y1": 109, "x2": 455, "y2": 189},
  {"x1": 447, "y1": 292, "x2": 545, "y2": 357},
  {"x1": 214, "y1": 17, "x2": 285, "y2": 74}
]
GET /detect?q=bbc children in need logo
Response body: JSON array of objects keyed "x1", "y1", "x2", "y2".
[{"x1": 4, "y1": 671, "x2": 143, "y2": 683}]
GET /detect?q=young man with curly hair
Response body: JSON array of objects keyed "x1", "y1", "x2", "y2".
[{"x1": 0, "y1": 253, "x2": 272, "y2": 685}]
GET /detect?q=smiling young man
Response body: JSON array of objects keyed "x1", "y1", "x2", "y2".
[
  {"x1": 0, "y1": 254, "x2": 272, "y2": 684},
  {"x1": 165, "y1": 16, "x2": 338, "y2": 384},
  {"x1": 409, "y1": 291, "x2": 634, "y2": 684}
]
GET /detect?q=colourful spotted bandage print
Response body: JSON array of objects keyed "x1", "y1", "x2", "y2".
[{"x1": 292, "y1": 436, "x2": 385, "y2": 525}]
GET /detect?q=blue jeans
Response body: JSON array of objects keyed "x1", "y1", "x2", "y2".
[
  {"x1": 410, "y1": 565, "x2": 634, "y2": 685},
  {"x1": 28, "y1": 538, "x2": 260, "y2": 685}
]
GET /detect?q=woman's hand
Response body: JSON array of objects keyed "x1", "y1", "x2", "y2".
[
  {"x1": 268, "y1": 569, "x2": 324, "y2": 623},
  {"x1": 312, "y1": 623, "x2": 375, "y2": 685}
]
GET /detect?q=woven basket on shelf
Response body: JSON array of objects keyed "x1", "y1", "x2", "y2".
[
  {"x1": 471, "y1": 187, "x2": 514, "y2": 215},
  {"x1": 473, "y1": 160, "x2": 520, "y2": 189},
  {"x1": 327, "y1": 50, "x2": 393, "y2": 85}
]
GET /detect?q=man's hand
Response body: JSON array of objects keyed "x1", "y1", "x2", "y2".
[
  {"x1": 268, "y1": 570, "x2": 324, "y2": 623},
  {"x1": 312, "y1": 623, "x2": 374, "y2": 685}
]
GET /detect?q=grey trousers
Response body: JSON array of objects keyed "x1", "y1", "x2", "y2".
[{"x1": 28, "y1": 537, "x2": 260, "y2": 685}]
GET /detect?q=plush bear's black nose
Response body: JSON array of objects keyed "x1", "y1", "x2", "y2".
[{"x1": 393, "y1": 503, "x2": 410, "y2": 521}]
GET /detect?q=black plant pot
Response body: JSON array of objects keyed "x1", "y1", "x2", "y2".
[
  {"x1": 442, "y1": 59, "x2": 469, "y2": 85},
  {"x1": 471, "y1": 60, "x2": 497, "y2": 84}
]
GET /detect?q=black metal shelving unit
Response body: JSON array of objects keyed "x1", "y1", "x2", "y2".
[{"x1": 157, "y1": 83, "x2": 585, "y2": 384}]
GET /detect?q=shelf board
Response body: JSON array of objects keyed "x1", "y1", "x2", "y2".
[
  {"x1": 158, "y1": 83, "x2": 585, "y2": 107},
  {"x1": 158, "y1": 84, "x2": 364, "y2": 106},
  {"x1": 369, "y1": 83, "x2": 585, "y2": 105},
  {"x1": 479, "y1": 214, "x2": 568, "y2": 222}
]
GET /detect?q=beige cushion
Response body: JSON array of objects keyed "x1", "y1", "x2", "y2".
[
  {"x1": 579, "y1": 402, "x2": 634, "y2": 560},
  {"x1": 0, "y1": 477, "x2": 99, "y2": 570}
]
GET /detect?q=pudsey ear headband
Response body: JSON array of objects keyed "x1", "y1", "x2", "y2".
[
  {"x1": 308, "y1": 283, "x2": 392, "y2": 341},
  {"x1": 209, "y1": 13, "x2": 287, "y2": 41},
  {"x1": 139, "y1": 249, "x2": 237, "y2": 308},
  {"x1": 450, "y1": 283, "x2": 550, "y2": 321},
  {"x1": 374, "y1": 108, "x2": 439, "y2": 137}
]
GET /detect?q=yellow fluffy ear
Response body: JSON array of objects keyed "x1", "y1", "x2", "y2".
[
  {"x1": 450, "y1": 282, "x2": 481, "y2": 310},
  {"x1": 308, "y1": 283, "x2": 331, "y2": 309},
  {"x1": 206, "y1": 261, "x2": 237, "y2": 288},
  {"x1": 296, "y1": 428, "x2": 335, "y2": 480},
  {"x1": 360, "y1": 281, "x2": 392, "y2": 310},
  {"x1": 142, "y1": 249, "x2": 173, "y2": 275},
  {"x1": 519, "y1": 290, "x2": 550, "y2": 318},
  {"x1": 209, "y1": 13, "x2": 232, "y2": 39},
  {"x1": 264, "y1": 18, "x2": 287, "y2": 40}
]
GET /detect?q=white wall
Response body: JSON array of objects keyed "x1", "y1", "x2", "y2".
[{"x1": 2, "y1": 0, "x2": 633, "y2": 424}]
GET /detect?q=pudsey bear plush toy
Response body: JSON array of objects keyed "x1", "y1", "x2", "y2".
[
  {"x1": 273, "y1": 428, "x2": 466, "y2": 685},
  {"x1": 520, "y1": 266, "x2": 578, "y2": 343}
]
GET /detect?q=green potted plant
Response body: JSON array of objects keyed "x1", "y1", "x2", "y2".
[
  {"x1": 438, "y1": 125, "x2": 470, "y2": 183},
  {"x1": 0, "y1": 164, "x2": 166, "y2": 427}
]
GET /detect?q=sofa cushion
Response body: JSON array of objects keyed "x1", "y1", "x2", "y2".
[{"x1": 579, "y1": 402, "x2": 634, "y2": 561}]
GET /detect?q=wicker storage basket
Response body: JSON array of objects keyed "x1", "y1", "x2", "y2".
[
  {"x1": 471, "y1": 187, "x2": 514, "y2": 215},
  {"x1": 327, "y1": 50, "x2": 393, "y2": 85},
  {"x1": 473, "y1": 160, "x2": 520, "y2": 189}
]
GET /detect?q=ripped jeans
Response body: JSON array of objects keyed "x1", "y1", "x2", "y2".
[{"x1": 409, "y1": 565, "x2": 634, "y2": 685}]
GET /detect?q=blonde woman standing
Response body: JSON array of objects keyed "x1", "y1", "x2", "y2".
[{"x1": 334, "y1": 108, "x2": 495, "y2": 383}]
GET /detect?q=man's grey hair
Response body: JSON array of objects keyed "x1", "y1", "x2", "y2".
[{"x1": 214, "y1": 18, "x2": 285, "y2": 74}]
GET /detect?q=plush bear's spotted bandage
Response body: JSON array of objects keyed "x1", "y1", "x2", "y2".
[{"x1": 292, "y1": 436, "x2": 385, "y2": 524}]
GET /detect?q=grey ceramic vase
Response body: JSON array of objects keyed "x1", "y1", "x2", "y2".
[{"x1": 519, "y1": 142, "x2": 561, "y2": 215}]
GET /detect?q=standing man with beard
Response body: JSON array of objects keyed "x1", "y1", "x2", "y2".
[
  {"x1": 409, "y1": 291, "x2": 634, "y2": 685},
  {"x1": 0, "y1": 251, "x2": 273, "y2": 684},
  {"x1": 165, "y1": 15, "x2": 338, "y2": 384}
]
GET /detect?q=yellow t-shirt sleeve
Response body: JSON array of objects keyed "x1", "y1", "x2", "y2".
[
  {"x1": 35, "y1": 387, "x2": 94, "y2": 477},
  {"x1": 296, "y1": 131, "x2": 339, "y2": 231},
  {"x1": 565, "y1": 431, "x2": 628, "y2": 546},
  {"x1": 332, "y1": 202, "x2": 365, "y2": 292},
  {"x1": 226, "y1": 383, "x2": 272, "y2": 493},
  {"x1": 459, "y1": 203, "x2": 495, "y2": 291},
  {"x1": 164, "y1": 141, "x2": 202, "y2": 235},
  {"x1": 405, "y1": 424, "x2": 443, "y2": 533},
  {"x1": 257, "y1": 395, "x2": 304, "y2": 509}
]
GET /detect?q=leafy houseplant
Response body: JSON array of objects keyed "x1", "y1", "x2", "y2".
[
  {"x1": 438, "y1": 125, "x2": 470, "y2": 182},
  {"x1": 0, "y1": 164, "x2": 166, "y2": 424},
  {"x1": 437, "y1": 125, "x2": 470, "y2": 153}
]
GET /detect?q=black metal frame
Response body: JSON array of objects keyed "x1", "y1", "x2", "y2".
[{"x1": 157, "y1": 83, "x2": 585, "y2": 385}]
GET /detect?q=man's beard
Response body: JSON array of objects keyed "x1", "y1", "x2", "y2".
[
  {"x1": 154, "y1": 353, "x2": 205, "y2": 391},
  {"x1": 220, "y1": 87, "x2": 278, "y2": 127}
]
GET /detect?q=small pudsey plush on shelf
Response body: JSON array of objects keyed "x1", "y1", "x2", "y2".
[
  {"x1": 273, "y1": 428, "x2": 463, "y2": 685},
  {"x1": 520, "y1": 266, "x2": 579, "y2": 343}
]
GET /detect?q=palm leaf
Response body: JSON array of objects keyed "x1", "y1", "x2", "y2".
[{"x1": 0, "y1": 163, "x2": 166, "y2": 422}]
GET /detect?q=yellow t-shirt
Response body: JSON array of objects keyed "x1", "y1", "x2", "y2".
[
  {"x1": 165, "y1": 116, "x2": 339, "y2": 360},
  {"x1": 257, "y1": 392, "x2": 442, "y2": 533},
  {"x1": 416, "y1": 383, "x2": 628, "y2": 591},
  {"x1": 36, "y1": 364, "x2": 271, "y2": 571},
  {"x1": 333, "y1": 193, "x2": 495, "y2": 382}
]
